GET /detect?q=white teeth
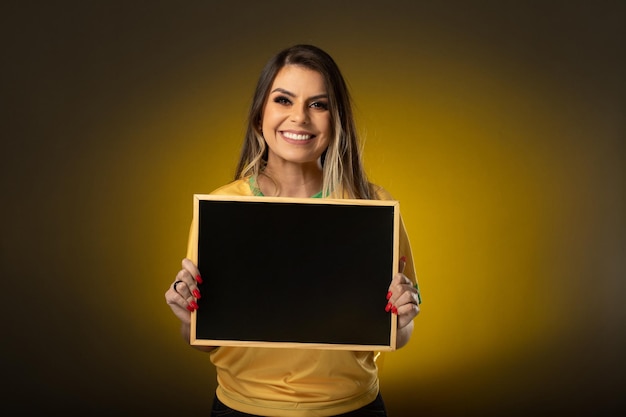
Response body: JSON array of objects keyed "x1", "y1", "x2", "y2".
[{"x1": 283, "y1": 132, "x2": 312, "y2": 140}]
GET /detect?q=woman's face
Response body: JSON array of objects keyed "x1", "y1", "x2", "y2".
[{"x1": 261, "y1": 65, "x2": 331, "y2": 167}]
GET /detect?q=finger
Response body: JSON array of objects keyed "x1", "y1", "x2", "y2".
[
  {"x1": 386, "y1": 272, "x2": 410, "y2": 302},
  {"x1": 399, "y1": 255, "x2": 406, "y2": 274},
  {"x1": 173, "y1": 280, "x2": 185, "y2": 294},
  {"x1": 389, "y1": 272, "x2": 412, "y2": 292},
  {"x1": 182, "y1": 258, "x2": 203, "y2": 284},
  {"x1": 173, "y1": 269, "x2": 193, "y2": 295},
  {"x1": 396, "y1": 301, "x2": 420, "y2": 317},
  {"x1": 179, "y1": 258, "x2": 203, "y2": 300},
  {"x1": 393, "y1": 286, "x2": 420, "y2": 306},
  {"x1": 172, "y1": 278, "x2": 192, "y2": 298},
  {"x1": 386, "y1": 276, "x2": 418, "y2": 313},
  {"x1": 385, "y1": 256, "x2": 409, "y2": 312},
  {"x1": 396, "y1": 303, "x2": 420, "y2": 328},
  {"x1": 165, "y1": 286, "x2": 198, "y2": 313}
]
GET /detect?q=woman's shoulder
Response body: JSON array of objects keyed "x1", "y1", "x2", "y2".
[
  {"x1": 209, "y1": 177, "x2": 253, "y2": 196},
  {"x1": 368, "y1": 183, "x2": 395, "y2": 200}
]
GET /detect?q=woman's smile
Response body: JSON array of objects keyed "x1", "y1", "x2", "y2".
[{"x1": 280, "y1": 130, "x2": 316, "y2": 142}]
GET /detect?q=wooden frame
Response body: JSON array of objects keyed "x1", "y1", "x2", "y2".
[{"x1": 189, "y1": 194, "x2": 400, "y2": 351}]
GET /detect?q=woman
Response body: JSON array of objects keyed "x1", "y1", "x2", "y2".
[{"x1": 165, "y1": 44, "x2": 420, "y2": 417}]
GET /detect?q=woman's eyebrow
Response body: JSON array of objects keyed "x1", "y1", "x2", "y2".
[
  {"x1": 271, "y1": 88, "x2": 328, "y2": 101},
  {"x1": 271, "y1": 87, "x2": 295, "y2": 97}
]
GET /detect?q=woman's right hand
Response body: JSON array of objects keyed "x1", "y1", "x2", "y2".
[{"x1": 165, "y1": 258, "x2": 203, "y2": 325}]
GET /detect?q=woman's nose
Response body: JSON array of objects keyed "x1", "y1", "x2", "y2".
[{"x1": 290, "y1": 105, "x2": 309, "y2": 124}]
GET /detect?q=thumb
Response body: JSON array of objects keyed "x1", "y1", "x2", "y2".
[{"x1": 399, "y1": 255, "x2": 406, "y2": 274}]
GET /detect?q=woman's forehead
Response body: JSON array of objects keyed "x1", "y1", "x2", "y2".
[{"x1": 270, "y1": 65, "x2": 327, "y2": 93}]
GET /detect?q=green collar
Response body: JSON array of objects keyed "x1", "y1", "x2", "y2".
[{"x1": 249, "y1": 176, "x2": 323, "y2": 198}]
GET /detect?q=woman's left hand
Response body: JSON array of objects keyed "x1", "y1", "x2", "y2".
[{"x1": 386, "y1": 257, "x2": 420, "y2": 330}]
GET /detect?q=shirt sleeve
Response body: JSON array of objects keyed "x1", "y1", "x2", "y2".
[{"x1": 372, "y1": 184, "x2": 417, "y2": 285}]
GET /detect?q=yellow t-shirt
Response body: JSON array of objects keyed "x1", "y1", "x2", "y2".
[{"x1": 186, "y1": 177, "x2": 417, "y2": 417}]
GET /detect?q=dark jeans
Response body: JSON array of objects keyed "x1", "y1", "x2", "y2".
[{"x1": 211, "y1": 392, "x2": 388, "y2": 417}]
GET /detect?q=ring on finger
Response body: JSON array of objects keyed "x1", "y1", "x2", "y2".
[
  {"x1": 173, "y1": 280, "x2": 184, "y2": 294},
  {"x1": 413, "y1": 282, "x2": 422, "y2": 304}
]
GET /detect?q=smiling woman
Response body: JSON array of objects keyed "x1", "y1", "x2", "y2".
[{"x1": 164, "y1": 44, "x2": 421, "y2": 417}]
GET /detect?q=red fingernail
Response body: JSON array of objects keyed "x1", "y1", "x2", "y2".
[
  {"x1": 186, "y1": 304, "x2": 194, "y2": 312},
  {"x1": 192, "y1": 289, "x2": 201, "y2": 299},
  {"x1": 189, "y1": 301, "x2": 199, "y2": 310},
  {"x1": 386, "y1": 291, "x2": 392, "y2": 300},
  {"x1": 385, "y1": 302, "x2": 392, "y2": 312},
  {"x1": 400, "y1": 256, "x2": 407, "y2": 263},
  {"x1": 392, "y1": 306, "x2": 398, "y2": 315},
  {"x1": 195, "y1": 274, "x2": 203, "y2": 284}
]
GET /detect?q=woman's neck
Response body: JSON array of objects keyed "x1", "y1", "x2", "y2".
[{"x1": 259, "y1": 161, "x2": 323, "y2": 198}]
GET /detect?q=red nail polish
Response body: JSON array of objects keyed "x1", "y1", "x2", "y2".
[
  {"x1": 190, "y1": 300, "x2": 199, "y2": 310},
  {"x1": 195, "y1": 274, "x2": 203, "y2": 284},
  {"x1": 392, "y1": 306, "x2": 398, "y2": 315},
  {"x1": 385, "y1": 302, "x2": 392, "y2": 312},
  {"x1": 192, "y1": 289, "x2": 201, "y2": 299},
  {"x1": 186, "y1": 304, "x2": 194, "y2": 312},
  {"x1": 386, "y1": 291, "x2": 392, "y2": 300}
]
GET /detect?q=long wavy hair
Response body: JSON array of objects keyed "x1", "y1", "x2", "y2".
[{"x1": 234, "y1": 44, "x2": 374, "y2": 199}]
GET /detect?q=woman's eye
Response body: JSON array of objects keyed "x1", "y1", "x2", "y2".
[
  {"x1": 310, "y1": 101, "x2": 329, "y2": 110},
  {"x1": 273, "y1": 96, "x2": 291, "y2": 105}
]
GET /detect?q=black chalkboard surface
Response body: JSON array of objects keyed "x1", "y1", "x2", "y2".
[{"x1": 190, "y1": 194, "x2": 399, "y2": 350}]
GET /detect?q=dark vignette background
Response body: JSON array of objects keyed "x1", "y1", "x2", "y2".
[{"x1": 1, "y1": 1, "x2": 624, "y2": 416}]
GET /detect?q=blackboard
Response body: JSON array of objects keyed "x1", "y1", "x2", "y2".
[{"x1": 190, "y1": 194, "x2": 399, "y2": 350}]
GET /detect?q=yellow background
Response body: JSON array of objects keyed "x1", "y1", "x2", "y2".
[{"x1": 2, "y1": 1, "x2": 624, "y2": 415}]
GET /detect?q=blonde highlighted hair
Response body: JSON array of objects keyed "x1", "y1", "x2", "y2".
[{"x1": 234, "y1": 44, "x2": 374, "y2": 199}]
